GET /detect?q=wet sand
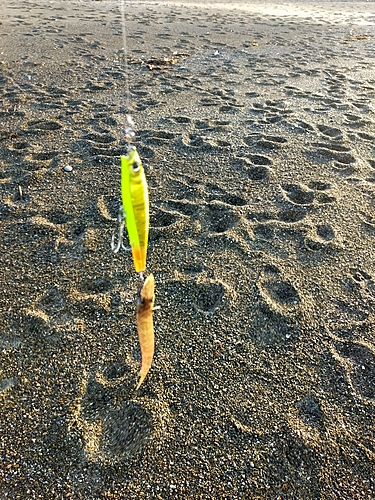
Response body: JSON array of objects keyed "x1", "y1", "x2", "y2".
[{"x1": 1, "y1": 0, "x2": 375, "y2": 498}]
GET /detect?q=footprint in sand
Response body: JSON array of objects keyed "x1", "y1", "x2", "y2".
[
  {"x1": 58, "y1": 268, "x2": 116, "y2": 318},
  {"x1": 0, "y1": 201, "x2": 16, "y2": 221},
  {"x1": 136, "y1": 99, "x2": 162, "y2": 112},
  {"x1": 171, "y1": 115, "x2": 191, "y2": 124},
  {"x1": 26, "y1": 119, "x2": 63, "y2": 134},
  {"x1": 206, "y1": 204, "x2": 239, "y2": 234},
  {"x1": 344, "y1": 113, "x2": 362, "y2": 124},
  {"x1": 253, "y1": 224, "x2": 275, "y2": 241},
  {"x1": 194, "y1": 119, "x2": 230, "y2": 132},
  {"x1": 318, "y1": 125, "x2": 343, "y2": 140},
  {"x1": 316, "y1": 224, "x2": 335, "y2": 241},
  {"x1": 247, "y1": 210, "x2": 275, "y2": 223},
  {"x1": 296, "y1": 393, "x2": 325, "y2": 430},
  {"x1": 72, "y1": 366, "x2": 170, "y2": 463},
  {"x1": 332, "y1": 340, "x2": 375, "y2": 401},
  {"x1": 7, "y1": 140, "x2": 30, "y2": 154},
  {"x1": 350, "y1": 268, "x2": 372, "y2": 283},
  {"x1": 193, "y1": 281, "x2": 226, "y2": 313},
  {"x1": 162, "y1": 276, "x2": 230, "y2": 315},
  {"x1": 36, "y1": 286, "x2": 67, "y2": 316},
  {"x1": 282, "y1": 184, "x2": 315, "y2": 205},
  {"x1": 305, "y1": 125, "x2": 358, "y2": 172},
  {"x1": 220, "y1": 193, "x2": 247, "y2": 207},
  {"x1": 303, "y1": 221, "x2": 337, "y2": 252},
  {"x1": 31, "y1": 151, "x2": 59, "y2": 162},
  {"x1": 12, "y1": 216, "x2": 61, "y2": 265},
  {"x1": 206, "y1": 182, "x2": 247, "y2": 207},
  {"x1": 277, "y1": 206, "x2": 307, "y2": 223},
  {"x1": 313, "y1": 146, "x2": 356, "y2": 168},
  {"x1": 290, "y1": 119, "x2": 315, "y2": 133},
  {"x1": 249, "y1": 154, "x2": 273, "y2": 166},
  {"x1": 358, "y1": 132, "x2": 375, "y2": 142},
  {"x1": 247, "y1": 165, "x2": 270, "y2": 181},
  {"x1": 312, "y1": 141, "x2": 351, "y2": 153},
  {"x1": 149, "y1": 207, "x2": 184, "y2": 243},
  {"x1": 234, "y1": 156, "x2": 271, "y2": 182},
  {"x1": 282, "y1": 430, "x2": 320, "y2": 479},
  {"x1": 344, "y1": 115, "x2": 371, "y2": 130},
  {"x1": 256, "y1": 135, "x2": 288, "y2": 153},
  {"x1": 250, "y1": 273, "x2": 300, "y2": 345},
  {"x1": 42, "y1": 210, "x2": 73, "y2": 225},
  {"x1": 179, "y1": 134, "x2": 230, "y2": 151},
  {"x1": 257, "y1": 271, "x2": 301, "y2": 317},
  {"x1": 307, "y1": 180, "x2": 332, "y2": 191},
  {"x1": 349, "y1": 267, "x2": 375, "y2": 299},
  {"x1": 78, "y1": 277, "x2": 113, "y2": 295},
  {"x1": 219, "y1": 103, "x2": 244, "y2": 113},
  {"x1": 141, "y1": 130, "x2": 176, "y2": 146},
  {"x1": 264, "y1": 100, "x2": 293, "y2": 123},
  {"x1": 244, "y1": 134, "x2": 288, "y2": 154},
  {"x1": 136, "y1": 144, "x2": 155, "y2": 159},
  {"x1": 151, "y1": 207, "x2": 180, "y2": 228},
  {"x1": 243, "y1": 134, "x2": 262, "y2": 147},
  {"x1": 282, "y1": 183, "x2": 336, "y2": 206},
  {"x1": 260, "y1": 279, "x2": 300, "y2": 306},
  {"x1": 83, "y1": 131, "x2": 116, "y2": 145},
  {"x1": 179, "y1": 261, "x2": 205, "y2": 277},
  {"x1": 332, "y1": 296, "x2": 370, "y2": 325},
  {"x1": 0, "y1": 329, "x2": 19, "y2": 396}
]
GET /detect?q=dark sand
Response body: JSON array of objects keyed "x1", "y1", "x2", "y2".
[{"x1": 1, "y1": 0, "x2": 375, "y2": 498}]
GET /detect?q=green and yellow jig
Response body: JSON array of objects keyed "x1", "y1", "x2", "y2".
[
  {"x1": 112, "y1": 146, "x2": 149, "y2": 275},
  {"x1": 121, "y1": 147, "x2": 149, "y2": 274}
]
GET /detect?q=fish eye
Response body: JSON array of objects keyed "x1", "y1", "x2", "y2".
[{"x1": 132, "y1": 161, "x2": 141, "y2": 173}]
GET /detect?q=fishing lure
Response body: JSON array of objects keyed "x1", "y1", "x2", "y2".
[
  {"x1": 120, "y1": 146, "x2": 149, "y2": 274},
  {"x1": 136, "y1": 273, "x2": 155, "y2": 389}
]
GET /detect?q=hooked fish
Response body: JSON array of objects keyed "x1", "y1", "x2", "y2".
[{"x1": 136, "y1": 273, "x2": 155, "y2": 389}]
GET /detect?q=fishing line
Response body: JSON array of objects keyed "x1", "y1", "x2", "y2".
[
  {"x1": 120, "y1": 0, "x2": 135, "y2": 141},
  {"x1": 111, "y1": 0, "x2": 135, "y2": 254}
]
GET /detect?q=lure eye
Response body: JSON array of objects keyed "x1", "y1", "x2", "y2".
[{"x1": 132, "y1": 161, "x2": 141, "y2": 173}]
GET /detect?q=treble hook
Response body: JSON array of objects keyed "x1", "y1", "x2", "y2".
[{"x1": 111, "y1": 206, "x2": 127, "y2": 253}]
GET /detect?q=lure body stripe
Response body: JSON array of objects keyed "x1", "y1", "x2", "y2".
[{"x1": 121, "y1": 149, "x2": 149, "y2": 273}]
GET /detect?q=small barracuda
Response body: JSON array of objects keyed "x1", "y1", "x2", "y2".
[
  {"x1": 136, "y1": 273, "x2": 155, "y2": 389},
  {"x1": 121, "y1": 147, "x2": 149, "y2": 274}
]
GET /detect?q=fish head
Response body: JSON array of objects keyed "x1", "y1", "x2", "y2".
[{"x1": 126, "y1": 147, "x2": 143, "y2": 177}]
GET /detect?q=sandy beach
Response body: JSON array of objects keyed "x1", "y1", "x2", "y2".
[{"x1": 1, "y1": 0, "x2": 375, "y2": 498}]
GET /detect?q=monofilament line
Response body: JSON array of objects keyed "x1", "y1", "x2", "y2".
[{"x1": 120, "y1": 0, "x2": 135, "y2": 141}]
